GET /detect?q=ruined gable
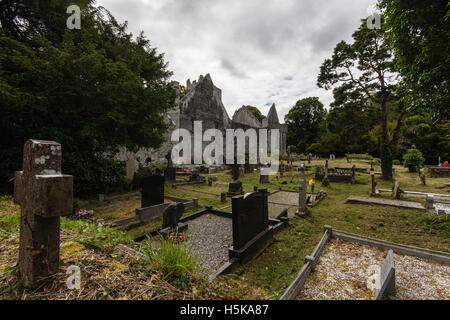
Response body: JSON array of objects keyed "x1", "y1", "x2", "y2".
[
  {"x1": 232, "y1": 106, "x2": 263, "y2": 128},
  {"x1": 179, "y1": 74, "x2": 231, "y2": 132}
]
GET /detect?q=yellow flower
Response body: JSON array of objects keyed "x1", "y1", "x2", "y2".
[{"x1": 309, "y1": 179, "x2": 315, "y2": 186}]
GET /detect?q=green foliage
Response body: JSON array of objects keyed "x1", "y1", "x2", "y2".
[
  {"x1": 380, "y1": 0, "x2": 449, "y2": 120},
  {"x1": 400, "y1": 112, "x2": 449, "y2": 163},
  {"x1": 393, "y1": 160, "x2": 400, "y2": 166},
  {"x1": 317, "y1": 19, "x2": 401, "y2": 179},
  {"x1": 285, "y1": 97, "x2": 326, "y2": 153},
  {"x1": 0, "y1": 2, "x2": 176, "y2": 196},
  {"x1": 402, "y1": 145, "x2": 424, "y2": 170},
  {"x1": 288, "y1": 145, "x2": 297, "y2": 154},
  {"x1": 141, "y1": 236, "x2": 200, "y2": 285},
  {"x1": 61, "y1": 218, "x2": 132, "y2": 249},
  {"x1": 233, "y1": 105, "x2": 266, "y2": 123}
]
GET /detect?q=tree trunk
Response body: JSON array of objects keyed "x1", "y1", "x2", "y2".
[{"x1": 380, "y1": 99, "x2": 393, "y2": 180}]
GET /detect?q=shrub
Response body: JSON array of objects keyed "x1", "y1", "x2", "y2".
[
  {"x1": 393, "y1": 160, "x2": 400, "y2": 166},
  {"x1": 403, "y1": 145, "x2": 424, "y2": 172}
]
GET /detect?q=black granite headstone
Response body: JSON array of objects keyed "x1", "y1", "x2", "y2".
[
  {"x1": 162, "y1": 203, "x2": 184, "y2": 229},
  {"x1": 141, "y1": 175, "x2": 165, "y2": 208},
  {"x1": 231, "y1": 188, "x2": 269, "y2": 250}
]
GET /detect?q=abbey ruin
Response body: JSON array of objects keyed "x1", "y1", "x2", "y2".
[{"x1": 120, "y1": 74, "x2": 287, "y2": 179}]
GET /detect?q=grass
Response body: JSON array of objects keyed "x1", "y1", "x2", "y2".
[{"x1": 0, "y1": 158, "x2": 448, "y2": 300}]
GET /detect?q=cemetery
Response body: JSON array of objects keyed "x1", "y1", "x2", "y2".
[{"x1": 0, "y1": 0, "x2": 448, "y2": 303}]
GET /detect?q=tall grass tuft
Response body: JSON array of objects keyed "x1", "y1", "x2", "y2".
[{"x1": 141, "y1": 236, "x2": 200, "y2": 285}]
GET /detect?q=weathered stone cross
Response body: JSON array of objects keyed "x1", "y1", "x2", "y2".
[{"x1": 14, "y1": 140, "x2": 73, "y2": 288}]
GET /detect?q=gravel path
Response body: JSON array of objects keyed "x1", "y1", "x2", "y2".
[
  {"x1": 297, "y1": 239, "x2": 450, "y2": 300},
  {"x1": 187, "y1": 214, "x2": 233, "y2": 274}
]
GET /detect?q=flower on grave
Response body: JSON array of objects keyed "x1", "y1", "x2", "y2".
[
  {"x1": 309, "y1": 179, "x2": 315, "y2": 186},
  {"x1": 184, "y1": 169, "x2": 187, "y2": 173},
  {"x1": 241, "y1": 277, "x2": 245, "y2": 281}
]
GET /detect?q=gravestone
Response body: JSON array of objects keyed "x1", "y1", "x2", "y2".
[
  {"x1": 220, "y1": 192, "x2": 227, "y2": 203},
  {"x1": 330, "y1": 154, "x2": 335, "y2": 161},
  {"x1": 418, "y1": 167, "x2": 426, "y2": 186},
  {"x1": 426, "y1": 195, "x2": 434, "y2": 210},
  {"x1": 296, "y1": 168, "x2": 307, "y2": 215},
  {"x1": 164, "y1": 151, "x2": 176, "y2": 182},
  {"x1": 239, "y1": 165, "x2": 245, "y2": 176},
  {"x1": 370, "y1": 162, "x2": 376, "y2": 195},
  {"x1": 141, "y1": 175, "x2": 165, "y2": 208},
  {"x1": 279, "y1": 163, "x2": 285, "y2": 178},
  {"x1": 229, "y1": 188, "x2": 273, "y2": 263},
  {"x1": 345, "y1": 152, "x2": 350, "y2": 163},
  {"x1": 162, "y1": 203, "x2": 184, "y2": 229},
  {"x1": 308, "y1": 153, "x2": 312, "y2": 164},
  {"x1": 228, "y1": 161, "x2": 243, "y2": 195},
  {"x1": 259, "y1": 172, "x2": 269, "y2": 184},
  {"x1": 375, "y1": 250, "x2": 396, "y2": 300},
  {"x1": 244, "y1": 163, "x2": 251, "y2": 174},
  {"x1": 188, "y1": 169, "x2": 204, "y2": 183},
  {"x1": 392, "y1": 181, "x2": 401, "y2": 199},
  {"x1": 14, "y1": 140, "x2": 73, "y2": 288}
]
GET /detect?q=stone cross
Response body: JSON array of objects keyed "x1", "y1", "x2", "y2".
[
  {"x1": 14, "y1": 140, "x2": 73, "y2": 288},
  {"x1": 370, "y1": 161, "x2": 376, "y2": 195}
]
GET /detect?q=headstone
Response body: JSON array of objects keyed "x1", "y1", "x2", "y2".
[
  {"x1": 330, "y1": 154, "x2": 335, "y2": 161},
  {"x1": 188, "y1": 169, "x2": 203, "y2": 182},
  {"x1": 220, "y1": 192, "x2": 227, "y2": 203},
  {"x1": 208, "y1": 177, "x2": 213, "y2": 186},
  {"x1": 296, "y1": 168, "x2": 307, "y2": 215},
  {"x1": 162, "y1": 203, "x2": 184, "y2": 229},
  {"x1": 418, "y1": 167, "x2": 426, "y2": 186},
  {"x1": 141, "y1": 175, "x2": 165, "y2": 208},
  {"x1": 228, "y1": 160, "x2": 243, "y2": 195},
  {"x1": 244, "y1": 163, "x2": 251, "y2": 174},
  {"x1": 345, "y1": 152, "x2": 350, "y2": 163},
  {"x1": 239, "y1": 165, "x2": 245, "y2": 176},
  {"x1": 426, "y1": 195, "x2": 434, "y2": 210},
  {"x1": 229, "y1": 188, "x2": 273, "y2": 263},
  {"x1": 279, "y1": 163, "x2": 285, "y2": 178},
  {"x1": 164, "y1": 151, "x2": 176, "y2": 182},
  {"x1": 308, "y1": 153, "x2": 312, "y2": 164},
  {"x1": 392, "y1": 181, "x2": 401, "y2": 199},
  {"x1": 438, "y1": 156, "x2": 441, "y2": 166},
  {"x1": 14, "y1": 140, "x2": 73, "y2": 288},
  {"x1": 370, "y1": 162, "x2": 376, "y2": 195},
  {"x1": 375, "y1": 250, "x2": 396, "y2": 300},
  {"x1": 259, "y1": 172, "x2": 269, "y2": 184}
]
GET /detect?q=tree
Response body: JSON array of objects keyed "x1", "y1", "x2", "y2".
[
  {"x1": 0, "y1": 2, "x2": 176, "y2": 195},
  {"x1": 380, "y1": 0, "x2": 449, "y2": 120},
  {"x1": 317, "y1": 20, "x2": 404, "y2": 179},
  {"x1": 284, "y1": 97, "x2": 326, "y2": 153}
]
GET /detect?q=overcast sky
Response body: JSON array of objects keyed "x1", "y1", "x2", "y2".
[{"x1": 97, "y1": 0, "x2": 377, "y2": 122}]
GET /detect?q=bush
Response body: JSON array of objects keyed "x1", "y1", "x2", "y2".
[
  {"x1": 403, "y1": 145, "x2": 424, "y2": 172},
  {"x1": 393, "y1": 160, "x2": 400, "y2": 166}
]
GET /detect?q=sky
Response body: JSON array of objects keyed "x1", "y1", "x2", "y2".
[{"x1": 97, "y1": 0, "x2": 378, "y2": 122}]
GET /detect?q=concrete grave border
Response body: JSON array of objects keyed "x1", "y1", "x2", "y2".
[
  {"x1": 133, "y1": 205, "x2": 288, "y2": 281},
  {"x1": 280, "y1": 225, "x2": 450, "y2": 300}
]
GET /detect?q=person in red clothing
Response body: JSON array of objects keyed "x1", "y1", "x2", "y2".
[{"x1": 443, "y1": 161, "x2": 450, "y2": 167}]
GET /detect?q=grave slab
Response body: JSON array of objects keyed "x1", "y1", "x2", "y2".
[{"x1": 347, "y1": 196, "x2": 426, "y2": 211}]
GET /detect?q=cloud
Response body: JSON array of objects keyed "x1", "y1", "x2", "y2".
[{"x1": 97, "y1": 0, "x2": 377, "y2": 122}]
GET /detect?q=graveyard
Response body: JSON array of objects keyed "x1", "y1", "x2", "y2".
[
  {"x1": 0, "y1": 0, "x2": 448, "y2": 304},
  {"x1": 1, "y1": 154, "x2": 449, "y2": 300}
]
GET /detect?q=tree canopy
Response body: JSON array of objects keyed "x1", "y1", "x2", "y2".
[{"x1": 0, "y1": 1, "x2": 176, "y2": 195}]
